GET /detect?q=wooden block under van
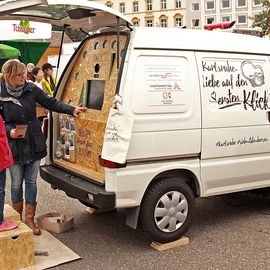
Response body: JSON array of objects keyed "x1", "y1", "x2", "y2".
[
  {"x1": 0, "y1": 223, "x2": 35, "y2": 270},
  {"x1": 4, "y1": 204, "x2": 21, "y2": 222},
  {"x1": 85, "y1": 207, "x2": 115, "y2": 215},
  {"x1": 150, "y1": 236, "x2": 189, "y2": 251}
]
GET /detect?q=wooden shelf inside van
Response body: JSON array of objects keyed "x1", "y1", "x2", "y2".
[{"x1": 53, "y1": 159, "x2": 105, "y2": 184}]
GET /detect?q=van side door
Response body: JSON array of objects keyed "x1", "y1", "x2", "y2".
[{"x1": 196, "y1": 52, "x2": 270, "y2": 196}]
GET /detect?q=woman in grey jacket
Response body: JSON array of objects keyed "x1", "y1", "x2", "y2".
[{"x1": 0, "y1": 59, "x2": 84, "y2": 235}]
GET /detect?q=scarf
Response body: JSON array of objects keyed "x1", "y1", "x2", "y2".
[
  {"x1": 45, "y1": 76, "x2": 56, "y2": 92},
  {"x1": 5, "y1": 80, "x2": 24, "y2": 98}
]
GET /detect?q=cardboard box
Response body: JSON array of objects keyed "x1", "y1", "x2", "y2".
[{"x1": 36, "y1": 212, "x2": 74, "y2": 233}]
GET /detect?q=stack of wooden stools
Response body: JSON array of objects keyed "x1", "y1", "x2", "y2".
[{"x1": 0, "y1": 204, "x2": 35, "y2": 269}]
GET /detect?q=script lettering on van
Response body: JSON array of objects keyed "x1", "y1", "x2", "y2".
[
  {"x1": 216, "y1": 136, "x2": 268, "y2": 147},
  {"x1": 201, "y1": 59, "x2": 269, "y2": 110}
]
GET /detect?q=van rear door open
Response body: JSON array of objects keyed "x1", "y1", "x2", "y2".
[
  {"x1": 0, "y1": 0, "x2": 132, "y2": 184},
  {"x1": 0, "y1": 0, "x2": 131, "y2": 33}
]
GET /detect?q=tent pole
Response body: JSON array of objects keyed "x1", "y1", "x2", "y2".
[
  {"x1": 56, "y1": 24, "x2": 68, "y2": 80},
  {"x1": 116, "y1": 16, "x2": 120, "y2": 72}
]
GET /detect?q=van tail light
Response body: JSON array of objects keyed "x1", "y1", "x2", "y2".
[
  {"x1": 204, "y1": 21, "x2": 235, "y2": 31},
  {"x1": 99, "y1": 156, "x2": 126, "y2": 168},
  {"x1": 42, "y1": 117, "x2": 48, "y2": 140}
]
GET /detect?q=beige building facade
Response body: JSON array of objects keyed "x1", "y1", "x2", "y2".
[
  {"x1": 96, "y1": 0, "x2": 263, "y2": 30},
  {"x1": 97, "y1": 0, "x2": 186, "y2": 28},
  {"x1": 186, "y1": 0, "x2": 263, "y2": 29}
]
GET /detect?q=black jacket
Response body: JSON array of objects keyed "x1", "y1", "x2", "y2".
[{"x1": 0, "y1": 81, "x2": 74, "y2": 164}]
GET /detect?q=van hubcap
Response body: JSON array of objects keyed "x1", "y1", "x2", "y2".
[{"x1": 154, "y1": 191, "x2": 188, "y2": 233}]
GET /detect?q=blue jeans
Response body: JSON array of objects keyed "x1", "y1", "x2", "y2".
[
  {"x1": 0, "y1": 169, "x2": 6, "y2": 223},
  {"x1": 9, "y1": 160, "x2": 40, "y2": 206}
]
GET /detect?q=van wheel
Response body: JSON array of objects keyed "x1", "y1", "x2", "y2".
[{"x1": 140, "y1": 178, "x2": 195, "y2": 243}]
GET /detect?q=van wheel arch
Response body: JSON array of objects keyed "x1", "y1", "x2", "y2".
[{"x1": 146, "y1": 169, "x2": 200, "y2": 198}]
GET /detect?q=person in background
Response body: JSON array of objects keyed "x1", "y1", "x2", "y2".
[
  {"x1": 30, "y1": 67, "x2": 43, "y2": 89},
  {"x1": 0, "y1": 115, "x2": 19, "y2": 231},
  {"x1": 0, "y1": 59, "x2": 85, "y2": 235},
  {"x1": 26, "y1": 63, "x2": 34, "y2": 81},
  {"x1": 42, "y1": 63, "x2": 56, "y2": 96},
  {"x1": 30, "y1": 67, "x2": 48, "y2": 122}
]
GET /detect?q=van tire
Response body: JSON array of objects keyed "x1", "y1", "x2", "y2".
[{"x1": 140, "y1": 178, "x2": 195, "y2": 243}]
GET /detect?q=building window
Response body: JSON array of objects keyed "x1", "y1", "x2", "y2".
[
  {"x1": 146, "y1": 0, "x2": 153, "y2": 11},
  {"x1": 192, "y1": 19, "x2": 200, "y2": 27},
  {"x1": 237, "y1": 0, "x2": 246, "y2": 7},
  {"x1": 160, "y1": 18, "x2": 167, "y2": 27},
  {"x1": 192, "y1": 3, "x2": 200, "y2": 10},
  {"x1": 222, "y1": 16, "x2": 231, "y2": 22},
  {"x1": 206, "y1": 1, "x2": 215, "y2": 10},
  {"x1": 175, "y1": 17, "x2": 182, "y2": 27},
  {"x1": 207, "y1": 17, "x2": 215, "y2": 24},
  {"x1": 106, "y1": 1, "x2": 113, "y2": 8},
  {"x1": 253, "y1": 0, "x2": 261, "y2": 5},
  {"x1": 132, "y1": 18, "x2": 140, "y2": 27},
  {"x1": 237, "y1": 14, "x2": 247, "y2": 24},
  {"x1": 161, "y1": 0, "x2": 167, "y2": 10},
  {"x1": 176, "y1": 0, "x2": 181, "y2": 8},
  {"x1": 133, "y1": 1, "x2": 139, "y2": 12},
  {"x1": 222, "y1": 0, "x2": 230, "y2": 8},
  {"x1": 146, "y1": 19, "x2": 153, "y2": 27},
  {"x1": 253, "y1": 13, "x2": 260, "y2": 21},
  {"x1": 119, "y1": 3, "x2": 125, "y2": 13}
]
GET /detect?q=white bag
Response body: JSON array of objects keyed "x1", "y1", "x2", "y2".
[{"x1": 101, "y1": 97, "x2": 133, "y2": 164}]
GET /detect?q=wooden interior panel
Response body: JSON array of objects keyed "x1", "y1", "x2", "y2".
[{"x1": 54, "y1": 34, "x2": 128, "y2": 184}]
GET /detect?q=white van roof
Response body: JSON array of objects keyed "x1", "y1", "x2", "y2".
[
  {"x1": 0, "y1": 0, "x2": 132, "y2": 32},
  {"x1": 132, "y1": 27, "x2": 270, "y2": 55}
]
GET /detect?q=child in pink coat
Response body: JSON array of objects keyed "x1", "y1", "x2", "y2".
[{"x1": 0, "y1": 115, "x2": 19, "y2": 231}]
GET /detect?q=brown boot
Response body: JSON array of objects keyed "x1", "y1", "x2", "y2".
[
  {"x1": 12, "y1": 200, "x2": 23, "y2": 220},
  {"x1": 25, "y1": 203, "x2": 41, "y2": 236}
]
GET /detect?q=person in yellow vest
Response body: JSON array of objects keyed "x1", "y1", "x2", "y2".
[{"x1": 41, "y1": 63, "x2": 56, "y2": 96}]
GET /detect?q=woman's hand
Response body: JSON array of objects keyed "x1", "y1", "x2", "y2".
[
  {"x1": 10, "y1": 129, "x2": 22, "y2": 139},
  {"x1": 73, "y1": 107, "x2": 87, "y2": 118}
]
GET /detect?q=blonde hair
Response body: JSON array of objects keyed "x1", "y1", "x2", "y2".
[
  {"x1": 0, "y1": 59, "x2": 25, "y2": 83},
  {"x1": 27, "y1": 63, "x2": 34, "y2": 68}
]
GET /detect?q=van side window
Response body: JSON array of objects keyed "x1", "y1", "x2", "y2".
[{"x1": 131, "y1": 55, "x2": 190, "y2": 114}]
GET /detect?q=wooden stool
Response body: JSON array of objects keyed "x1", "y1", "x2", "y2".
[{"x1": 0, "y1": 223, "x2": 35, "y2": 269}]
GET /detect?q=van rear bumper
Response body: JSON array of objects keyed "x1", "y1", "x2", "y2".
[{"x1": 40, "y1": 165, "x2": 115, "y2": 209}]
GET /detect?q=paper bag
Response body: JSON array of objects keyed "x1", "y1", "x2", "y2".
[{"x1": 101, "y1": 104, "x2": 133, "y2": 164}]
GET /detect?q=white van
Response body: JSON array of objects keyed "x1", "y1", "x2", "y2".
[{"x1": 1, "y1": 0, "x2": 270, "y2": 243}]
